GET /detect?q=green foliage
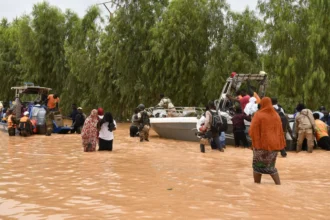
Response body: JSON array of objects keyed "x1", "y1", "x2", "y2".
[
  {"x1": 259, "y1": 0, "x2": 330, "y2": 110},
  {"x1": 1, "y1": 0, "x2": 329, "y2": 118}
]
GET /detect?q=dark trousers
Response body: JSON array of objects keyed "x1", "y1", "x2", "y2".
[
  {"x1": 280, "y1": 133, "x2": 287, "y2": 156},
  {"x1": 212, "y1": 134, "x2": 222, "y2": 150},
  {"x1": 130, "y1": 125, "x2": 139, "y2": 137},
  {"x1": 317, "y1": 136, "x2": 330, "y2": 151},
  {"x1": 8, "y1": 128, "x2": 16, "y2": 136},
  {"x1": 234, "y1": 130, "x2": 248, "y2": 147},
  {"x1": 99, "y1": 138, "x2": 113, "y2": 151},
  {"x1": 72, "y1": 126, "x2": 82, "y2": 134},
  {"x1": 205, "y1": 130, "x2": 222, "y2": 150}
]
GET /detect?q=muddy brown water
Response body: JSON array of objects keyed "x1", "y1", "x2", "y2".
[{"x1": 0, "y1": 123, "x2": 330, "y2": 219}]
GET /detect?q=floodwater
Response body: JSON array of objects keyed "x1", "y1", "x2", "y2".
[{"x1": 0, "y1": 123, "x2": 330, "y2": 220}]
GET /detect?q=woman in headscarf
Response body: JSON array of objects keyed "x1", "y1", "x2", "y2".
[
  {"x1": 98, "y1": 112, "x2": 117, "y2": 151},
  {"x1": 81, "y1": 109, "x2": 99, "y2": 152},
  {"x1": 249, "y1": 97, "x2": 285, "y2": 185},
  {"x1": 244, "y1": 97, "x2": 258, "y2": 116}
]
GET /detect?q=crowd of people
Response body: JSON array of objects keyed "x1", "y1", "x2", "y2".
[
  {"x1": 198, "y1": 93, "x2": 330, "y2": 185},
  {"x1": 2, "y1": 90, "x2": 330, "y2": 185},
  {"x1": 1, "y1": 94, "x2": 62, "y2": 137}
]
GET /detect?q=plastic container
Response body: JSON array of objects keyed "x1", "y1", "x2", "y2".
[
  {"x1": 37, "y1": 108, "x2": 46, "y2": 125},
  {"x1": 54, "y1": 114, "x2": 64, "y2": 127}
]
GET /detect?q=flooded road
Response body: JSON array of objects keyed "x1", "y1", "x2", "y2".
[{"x1": 0, "y1": 123, "x2": 330, "y2": 219}]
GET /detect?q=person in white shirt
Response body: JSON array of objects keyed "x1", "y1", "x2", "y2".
[
  {"x1": 98, "y1": 112, "x2": 117, "y2": 151},
  {"x1": 244, "y1": 97, "x2": 258, "y2": 116}
]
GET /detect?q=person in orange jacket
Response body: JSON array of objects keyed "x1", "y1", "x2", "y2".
[{"x1": 7, "y1": 110, "x2": 18, "y2": 136}]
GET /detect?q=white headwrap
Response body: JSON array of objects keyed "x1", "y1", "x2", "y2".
[{"x1": 244, "y1": 97, "x2": 258, "y2": 116}]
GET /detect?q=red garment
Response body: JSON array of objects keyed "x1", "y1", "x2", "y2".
[
  {"x1": 239, "y1": 95, "x2": 250, "y2": 110},
  {"x1": 232, "y1": 113, "x2": 251, "y2": 131},
  {"x1": 81, "y1": 109, "x2": 99, "y2": 152},
  {"x1": 98, "y1": 108, "x2": 104, "y2": 116},
  {"x1": 249, "y1": 97, "x2": 285, "y2": 151}
]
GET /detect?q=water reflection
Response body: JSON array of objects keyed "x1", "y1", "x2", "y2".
[{"x1": 0, "y1": 123, "x2": 330, "y2": 219}]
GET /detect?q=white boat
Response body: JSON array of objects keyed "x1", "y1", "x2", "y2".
[{"x1": 149, "y1": 73, "x2": 268, "y2": 146}]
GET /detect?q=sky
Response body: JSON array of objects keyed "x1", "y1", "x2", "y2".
[{"x1": 0, "y1": 0, "x2": 258, "y2": 21}]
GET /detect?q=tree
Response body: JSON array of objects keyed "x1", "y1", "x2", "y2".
[
  {"x1": 62, "y1": 6, "x2": 102, "y2": 113},
  {"x1": 145, "y1": 0, "x2": 226, "y2": 106},
  {"x1": 98, "y1": 0, "x2": 169, "y2": 118},
  {"x1": 204, "y1": 7, "x2": 261, "y2": 99},
  {"x1": 0, "y1": 18, "x2": 23, "y2": 102},
  {"x1": 18, "y1": 2, "x2": 67, "y2": 92}
]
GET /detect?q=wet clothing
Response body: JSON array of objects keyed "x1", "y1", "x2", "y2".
[
  {"x1": 130, "y1": 126, "x2": 139, "y2": 137},
  {"x1": 73, "y1": 112, "x2": 85, "y2": 134},
  {"x1": 7, "y1": 114, "x2": 17, "y2": 129},
  {"x1": 317, "y1": 136, "x2": 330, "y2": 151},
  {"x1": 139, "y1": 125, "x2": 150, "y2": 141},
  {"x1": 273, "y1": 105, "x2": 291, "y2": 157},
  {"x1": 234, "y1": 131, "x2": 249, "y2": 147},
  {"x1": 8, "y1": 114, "x2": 17, "y2": 136},
  {"x1": 138, "y1": 110, "x2": 151, "y2": 141},
  {"x1": 232, "y1": 113, "x2": 251, "y2": 132},
  {"x1": 249, "y1": 97, "x2": 285, "y2": 151},
  {"x1": 130, "y1": 114, "x2": 139, "y2": 137},
  {"x1": 314, "y1": 119, "x2": 330, "y2": 150},
  {"x1": 295, "y1": 109, "x2": 315, "y2": 130},
  {"x1": 232, "y1": 113, "x2": 250, "y2": 147},
  {"x1": 69, "y1": 109, "x2": 79, "y2": 124},
  {"x1": 253, "y1": 149, "x2": 278, "y2": 175},
  {"x1": 98, "y1": 120, "x2": 117, "y2": 151},
  {"x1": 45, "y1": 111, "x2": 54, "y2": 136},
  {"x1": 81, "y1": 110, "x2": 98, "y2": 152},
  {"x1": 314, "y1": 119, "x2": 328, "y2": 141},
  {"x1": 99, "y1": 138, "x2": 113, "y2": 151},
  {"x1": 204, "y1": 110, "x2": 223, "y2": 150},
  {"x1": 295, "y1": 109, "x2": 315, "y2": 153},
  {"x1": 297, "y1": 129, "x2": 314, "y2": 153},
  {"x1": 19, "y1": 116, "x2": 33, "y2": 137}
]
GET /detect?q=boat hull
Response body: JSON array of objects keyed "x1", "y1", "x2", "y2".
[
  {"x1": 150, "y1": 117, "x2": 238, "y2": 144},
  {"x1": 150, "y1": 117, "x2": 296, "y2": 150},
  {"x1": 0, "y1": 122, "x2": 8, "y2": 132},
  {"x1": 150, "y1": 117, "x2": 199, "y2": 142}
]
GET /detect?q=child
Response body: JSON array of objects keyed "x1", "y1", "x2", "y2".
[{"x1": 231, "y1": 107, "x2": 251, "y2": 148}]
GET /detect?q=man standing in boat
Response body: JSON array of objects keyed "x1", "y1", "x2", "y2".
[
  {"x1": 156, "y1": 94, "x2": 176, "y2": 117},
  {"x1": 47, "y1": 94, "x2": 60, "y2": 112}
]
